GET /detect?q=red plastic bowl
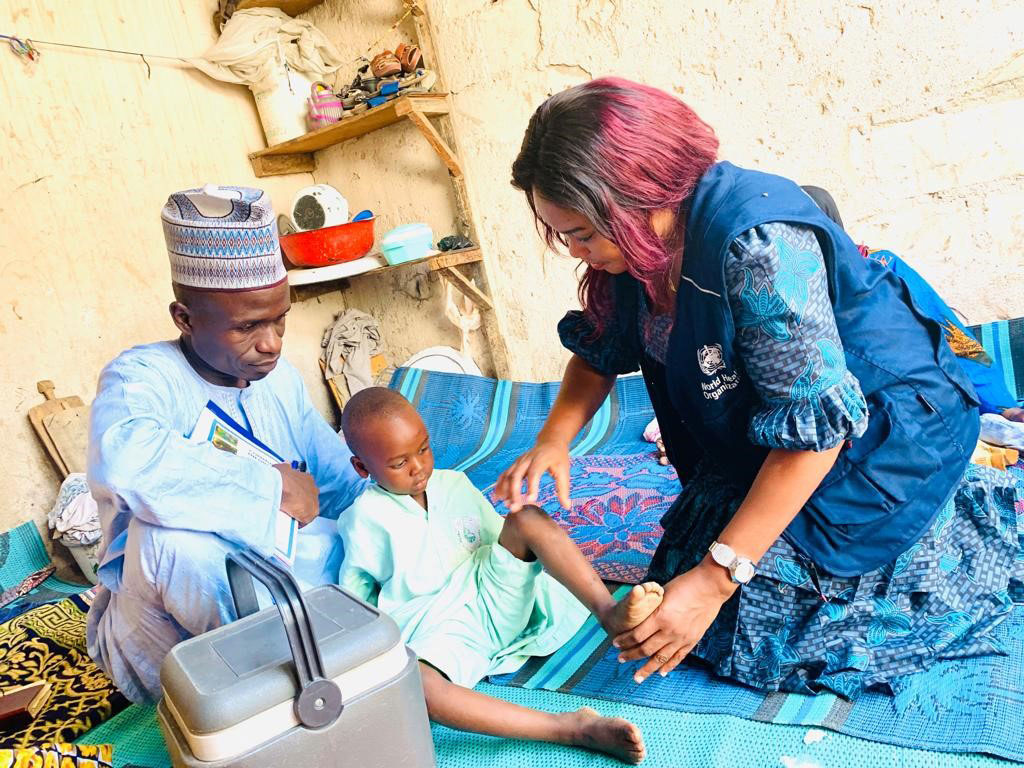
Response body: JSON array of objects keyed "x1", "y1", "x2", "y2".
[{"x1": 280, "y1": 217, "x2": 375, "y2": 267}]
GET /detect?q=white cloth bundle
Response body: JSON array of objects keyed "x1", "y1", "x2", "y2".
[
  {"x1": 48, "y1": 473, "x2": 101, "y2": 547},
  {"x1": 980, "y1": 413, "x2": 1024, "y2": 451},
  {"x1": 190, "y1": 8, "x2": 344, "y2": 90}
]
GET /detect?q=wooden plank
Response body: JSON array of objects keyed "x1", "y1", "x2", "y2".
[
  {"x1": 405, "y1": 107, "x2": 463, "y2": 178},
  {"x1": 362, "y1": 247, "x2": 482, "y2": 278},
  {"x1": 236, "y1": 0, "x2": 325, "y2": 15},
  {"x1": 27, "y1": 381, "x2": 84, "y2": 479},
  {"x1": 43, "y1": 406, "x2": 90, "y2": 476},
  {"x1": 252, "y1": 94, "x2": 451, "y2": 159},
  {"x1": 427, "y1": 248, "x2": 483, "y2": 270},
  {"x1": 439, "y1": 266, "x2": 494, "y2": 311},
  {"x1": 286, "y1": 249, "x2": 484, "y2": 302},
  {"x1": 249, "y1": 152, "x2": 315, "y2": 178}
]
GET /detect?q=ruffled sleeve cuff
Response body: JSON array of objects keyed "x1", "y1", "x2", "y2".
[
  {"x1": 748, "y1": 370, "x2": 869, "y2": 451},
  {"x1": 557, "y1": 310, "x2": 640, "y2": 376}
]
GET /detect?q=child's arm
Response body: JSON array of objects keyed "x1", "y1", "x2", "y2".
[
  {"x1": 339, "y1": 563, "x2": 381, "y2": 605},
  {"x1": 337, "y1": 497, "x2": 390, "y2": 605}
]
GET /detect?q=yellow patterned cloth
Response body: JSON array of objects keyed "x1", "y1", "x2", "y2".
[
  {"x1": 0, "y1": 743, "x2": 112, "y2": 768},
  {"x1": 0, "y1": 594, "x2": 126, "y2": 748}
]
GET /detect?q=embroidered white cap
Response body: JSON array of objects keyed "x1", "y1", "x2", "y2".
[{"x1": 161, "y1": 184, "x2": 286, "y2": 291}]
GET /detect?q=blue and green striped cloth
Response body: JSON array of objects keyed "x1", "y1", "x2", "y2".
[{"x1": 969, "y1": 317, "x2": 1024, "y2": 404}]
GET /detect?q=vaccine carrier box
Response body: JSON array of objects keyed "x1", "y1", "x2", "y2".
[{"x1": 157, "y1": 549, "x2": 435, "y2": 767}]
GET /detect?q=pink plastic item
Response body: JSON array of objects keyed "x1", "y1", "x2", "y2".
[{"x1": 307, "y1": 82, "x2": 343, "y2": 129}]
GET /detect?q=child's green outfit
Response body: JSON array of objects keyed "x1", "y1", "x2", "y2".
[{"x1": 338, "y1": 469, "x2": 589, "y2": 687}]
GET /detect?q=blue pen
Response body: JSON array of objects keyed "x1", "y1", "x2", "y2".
[{"x1": 290, "y1": 460, "x2": 307, "y2": 472}]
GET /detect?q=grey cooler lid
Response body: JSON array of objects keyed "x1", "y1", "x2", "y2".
[{"x1": 160, "y1": 585, "x2": 401, "y2": 734}]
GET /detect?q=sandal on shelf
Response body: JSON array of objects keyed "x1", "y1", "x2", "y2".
[
  {"x1": 399, "y1": 68, "x2": 435, "y2": 89},
  {"x1": 394, "y1": 42, "x2": 423, "y2": 73},
  {"x1": 350, "y1": 65, "x2": 369, "y2": 90},
  {"x1": 371, "y1": 50, "x2": 402, "y2": 78}
]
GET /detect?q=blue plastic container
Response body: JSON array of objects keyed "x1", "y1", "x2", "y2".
[{"x1": 381, "y1": 223, "x2": 433, "y2": 266}]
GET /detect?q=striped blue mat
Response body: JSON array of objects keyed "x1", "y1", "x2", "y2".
[
  {"x1": 391, "y1": 368, "x2": 674, "y2": 583},
  {"x1": 390, "y1": 367, "x2": 660, "y2": 475}
]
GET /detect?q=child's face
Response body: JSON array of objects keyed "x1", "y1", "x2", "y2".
[{"x1": 351, "y1": 409, "x2": 434, "y2": 496}]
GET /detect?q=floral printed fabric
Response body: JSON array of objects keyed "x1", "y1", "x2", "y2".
[
  {"x1": 647, "y1": 461, "x2": 1024, "y2": 697},
  {"x1": 725, "y1": 223, "x2": 867, "y2": 451}
]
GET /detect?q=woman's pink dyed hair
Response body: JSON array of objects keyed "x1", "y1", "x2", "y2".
[{"x1": 511, "y1": 77, "x2": 719, "y2": 334}]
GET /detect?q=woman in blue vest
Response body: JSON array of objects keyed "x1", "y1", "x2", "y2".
[{"x1": 495, "y1": 77, "x2": 1022, "y2": 697}]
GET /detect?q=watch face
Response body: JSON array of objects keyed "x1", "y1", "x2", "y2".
[
  {"x1": 710, "y1": 542, "x2": 735, "y2": 568},
  {"x1": 733, "y1": 560, "x2": 756, "y2": 584}
]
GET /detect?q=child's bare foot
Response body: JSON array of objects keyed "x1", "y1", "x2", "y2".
[
  {"x1": 602, "y1": 582, "x2": 664, "y2": 635},
  {"x1": 564, "y1": 706, "x2": 645, "y2": 763}
]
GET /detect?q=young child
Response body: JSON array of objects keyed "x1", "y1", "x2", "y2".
[{"x1": 338, "y1": 387, "x2": 664, "y2": 764}]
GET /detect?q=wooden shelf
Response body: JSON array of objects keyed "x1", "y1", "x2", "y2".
[
  {"x1": 288, "y1": 247, "x2": 490, "y2": 309},
  {"x1": 288, "y1": 246, "x2": 481, "y2": 286},
  {"x1": 250, "y1": 93, "x2": 456, "y2": 177},
  {"x1": 235, "y1": 0, "x2": 325, "y2": 16}
]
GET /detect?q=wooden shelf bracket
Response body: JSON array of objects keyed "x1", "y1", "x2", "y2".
[
  {"x1": 438, "y1": 265, "x2": 493, "y2": 311},
  {"x1": 405, "y1": 106, "x2": 463, "y2": 178}
]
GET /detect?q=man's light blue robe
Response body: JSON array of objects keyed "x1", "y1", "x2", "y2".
[{"x1": 86, "y1": 340, "x2": 365, "y2": 702}]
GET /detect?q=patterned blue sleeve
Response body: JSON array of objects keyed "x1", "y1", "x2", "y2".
[
  {"x1": 726, "y1": 223, "x2": 868, "y2": 451},
  {"x1": 558, "y1": 310, "x2": 641, "y2": 376}
]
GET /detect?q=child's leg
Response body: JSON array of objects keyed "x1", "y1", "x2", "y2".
[
  {"x1": 498, "y1": 505, "x2": 663, "y2": 634},
  {"x1": 419, "y1": 662, "x2": 645, "y2": 764}
]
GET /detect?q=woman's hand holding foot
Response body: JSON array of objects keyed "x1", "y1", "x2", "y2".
[
  {"x1": 613, "y1": 560, "x2": 736, "y2": 683},
  {"x1": 600, "y1": 582, "x2": 664, "y2": 636}
]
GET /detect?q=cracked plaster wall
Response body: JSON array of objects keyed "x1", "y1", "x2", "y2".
[
  {"x1": 0, "y1": 1, "x2": 335, "y2": 552},
  {"x1": 416, "y1": 0, "x2": 1024, "y2": 380}
]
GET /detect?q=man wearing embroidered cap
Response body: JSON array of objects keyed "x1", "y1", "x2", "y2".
[{"x1": 86, "y1": 185, "x2": 365, "y2": 702}]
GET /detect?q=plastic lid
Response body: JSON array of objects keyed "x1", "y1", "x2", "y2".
[
  {"x1": 160, "y1": 585, "x2": 400, "y2": 733},
  {"x1": 381, "y1": 222, "x2": 432, "y2": 246}
]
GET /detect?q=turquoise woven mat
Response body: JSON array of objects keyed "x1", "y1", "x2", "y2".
[
  {"x1": 83, "y1": 686, "x2": 1014, "y2": 768},
  {"x1": 489, "y1": 463, "x2": 1024, "y2": 762},
  {"x1": 83, "y1": 704, "x2": 169, "y2": 768},
  {"x1": 0, "y1": 521, "x2": 88, "y2": 613},
  {"x1": 440, "y1": 683, "x2": 1015, "y2": 767}
]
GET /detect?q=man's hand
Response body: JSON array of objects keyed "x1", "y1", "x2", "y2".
[{"x1": 274, "y1": 463, "x2": 320, "y2": 527}]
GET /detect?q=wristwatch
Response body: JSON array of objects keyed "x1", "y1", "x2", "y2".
[{"x1": 708, "y1": 541, "x2": 756, "y2": 585}]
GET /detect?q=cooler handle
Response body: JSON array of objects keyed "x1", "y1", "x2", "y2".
[{"x1": 226, "y1": 548, "x2": 344, "y2": 729}]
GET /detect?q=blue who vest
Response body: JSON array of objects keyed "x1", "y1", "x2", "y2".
[{"x1": 656, "y1": 162, "x2": 979, "y2": 576}]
